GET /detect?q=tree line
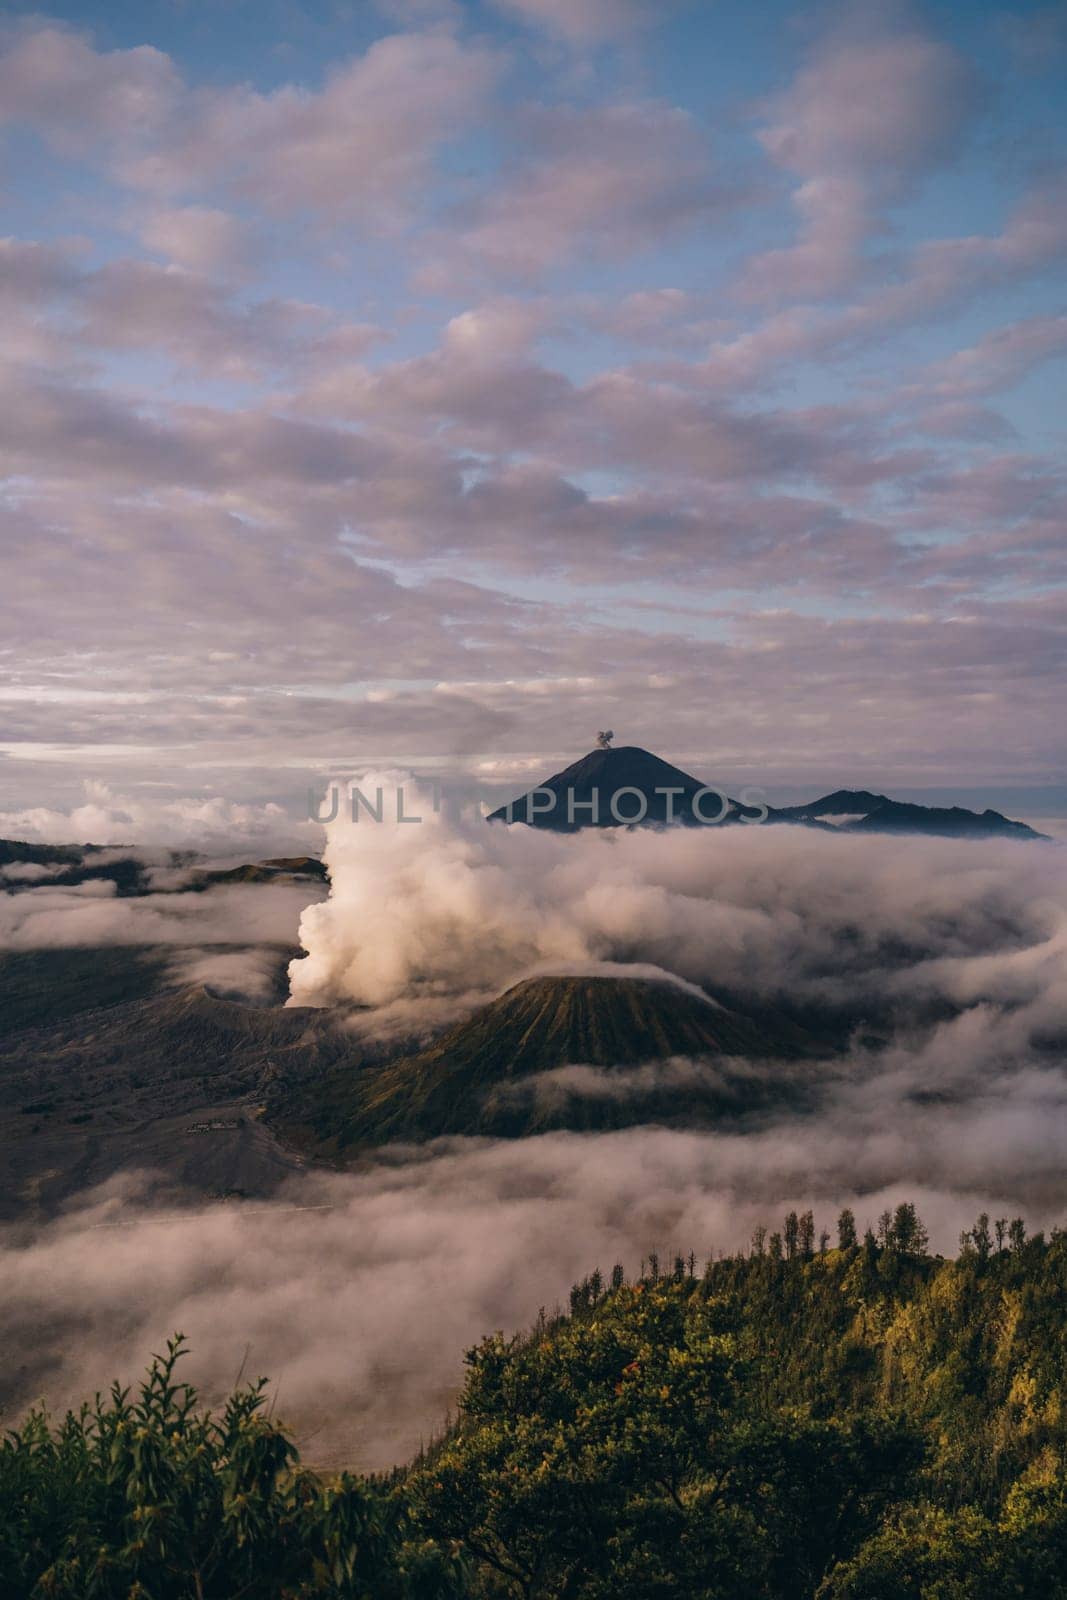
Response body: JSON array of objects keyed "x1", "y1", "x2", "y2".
[{"x1": 4, "y1": 1203, "x2": 1066, "y2": 1598}]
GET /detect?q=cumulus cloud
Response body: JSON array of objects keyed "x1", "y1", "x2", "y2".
[
  {"x1": 0, "y1": 23, "x2": 179, "y2": 153},
  {"x1": 138, "y1": 206, "x2": 254, "y2": 275},
  {"x1": 425, "y1": 99, "x2": 738, "y2": 281},
  {"x1": 162, "y1": 34, "x2": 500, "y2": 224},
  {"x1": 748, "y1": 22, "x2": 981, "y2": 301},
  {"x1": 904, "y1": 313, "x2": 1067, "y2": 403},
  {"x1": 0, "y1": 23, "x2": 499, "y2": 228}
]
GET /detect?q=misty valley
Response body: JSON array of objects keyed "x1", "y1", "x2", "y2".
[{"x1": 3, "y1": 751, "x2": 1067, "y2": 1598}]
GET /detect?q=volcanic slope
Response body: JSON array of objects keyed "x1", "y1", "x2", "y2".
[
  {"x1": 486, "y1": 745, "x2": 761, "y2": 830},
  {"x1": 272, "y1": 974, "x2": 817, "y2": 1152},
  {"x1": 772, "y1": 790, "x2": 1043, "y2": 838},
  {"x1": 0, "y1": 985, "x2": 351, "y2": 1218}
]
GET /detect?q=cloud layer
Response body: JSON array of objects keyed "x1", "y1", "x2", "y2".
[
  {"x1": 5, "y1": 1091, "x2": 1066, "y2": 1472},
  {"x1": 0, "y1": 5, "x2": 1063, "y2": 801}
]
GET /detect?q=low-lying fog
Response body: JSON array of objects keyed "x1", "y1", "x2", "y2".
[{"x1": 3, "y1": 776, "x2": 1066, "y2": 1470}]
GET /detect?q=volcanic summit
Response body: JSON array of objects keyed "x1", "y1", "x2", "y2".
[{"x1": 487, "y1": 743, "x2": 759, "y2": 831}]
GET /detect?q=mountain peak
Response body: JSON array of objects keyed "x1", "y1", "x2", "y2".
[{"x1": 487, "y1": 745, "x2": 754, "y2": 830}]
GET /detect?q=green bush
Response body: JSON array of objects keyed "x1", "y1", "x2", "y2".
[{"x1": 0, "y1": 1336, "x2": 463, "y2": 1600}]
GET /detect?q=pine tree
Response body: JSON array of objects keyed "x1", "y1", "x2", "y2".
[
  {"x1": 887, "y1": 1202, "x2": 929, "y2": 1257},
  {"x1": 837, "y1": 1208, "x2": 858, "y2": 1250},
  {"x1": 799, "y1": 1210, "x2": 815, "y2": 1259}
]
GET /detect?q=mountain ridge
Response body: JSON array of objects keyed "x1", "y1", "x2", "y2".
[{"x1": 489, "y1": 747, "x2": 1046, "y2": 839}]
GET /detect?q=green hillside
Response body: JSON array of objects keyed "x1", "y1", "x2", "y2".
[{"x1": 5, "y1": 1206, "x2": 1067, "y2": 1597}]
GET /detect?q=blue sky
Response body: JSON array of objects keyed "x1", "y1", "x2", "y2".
[{"x1": 1, "y1": 0, "x2": 1065, "y2": 841}]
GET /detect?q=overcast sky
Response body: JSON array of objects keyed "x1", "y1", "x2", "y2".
[{"x1": 2, "y1": 0, "x2": 1066, "y2": 833}]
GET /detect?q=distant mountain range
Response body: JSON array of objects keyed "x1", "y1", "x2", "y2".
[
  {"x1": 768, "y1": 790, "x2": 1042, "y2": 837},
  {"x1": 489, "y1": 746, "x2": 1046, "y2": 839},
  {"x1": 0, "y1": 839, "x2": 327, "y2": 897}
]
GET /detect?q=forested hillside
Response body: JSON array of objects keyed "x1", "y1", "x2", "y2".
[{"x1": 5, "y1": 1206, "x2": 1067, "y2": 1598}]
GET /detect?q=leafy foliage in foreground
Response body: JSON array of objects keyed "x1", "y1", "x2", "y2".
[
  {"x1": 5, "y1": 1206, "x2": 1067, "y2": 1597},
  {"x1": 0, "y1": 1337, "x2": 461, "y2": 1600}
]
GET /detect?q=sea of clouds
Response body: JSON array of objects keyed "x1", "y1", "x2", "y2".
[{"x1": 3, "y1": 774, "x2": 1066, "y2": 1469}]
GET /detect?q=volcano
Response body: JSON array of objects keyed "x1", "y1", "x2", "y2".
[
  {"x1": 487, "y1": 745, "x2": 761, "y2": 831},
  {"x1": 272, "y1": 974, "x2": 817, "y2": 1150}
]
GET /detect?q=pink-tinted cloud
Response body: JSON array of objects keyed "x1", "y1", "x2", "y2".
[
  {"x1": 0, "y1": 23, "x2": 178, "y2": 151},
  {"x1": 139, "y1": 206, "x2": 254, "y2": 275},
  {"x1": 0, "y1": 24, "x2": 500, "y2": 229},
  {"x1": 422, "y1": 99, "x2": 740, "y2": 282},
  {"x1": 0, "y1": 7, "x2": 1062, "y2": 800},
  {"x1": 489, "y1": 0, "x2": 671, "y2": 44},
  {"x1": 747, "y1": 25, "x2": 981, "y2": 302}
]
